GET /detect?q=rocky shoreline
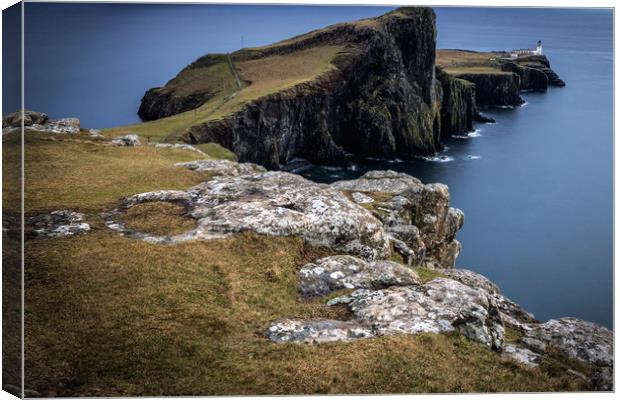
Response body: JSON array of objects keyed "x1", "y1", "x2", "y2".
[{"x1": 5, "y1": 114, "x2": 613, "y2": 391}]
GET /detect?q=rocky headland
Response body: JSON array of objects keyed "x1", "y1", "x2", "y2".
[{"x1": 125, "y1": 7, "x2": 564, "y2": 170}]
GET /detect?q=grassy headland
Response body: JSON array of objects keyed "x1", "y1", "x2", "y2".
[{"x1": 0, "y1": 131, "x2": 593, "y2": 395}]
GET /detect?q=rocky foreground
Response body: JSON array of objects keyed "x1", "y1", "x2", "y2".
[
  {"x1": 12, "y1": 125, "x2": 610, "y2": 390},
  {"x1": 6, "y1": 113, "x2": 612, "y2": 392}
]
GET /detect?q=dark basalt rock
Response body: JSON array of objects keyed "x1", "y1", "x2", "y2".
[
  {"x1": 148, "y1": 8, "x2": 445, "y2": 169},
  {"x1": 436, "y1": 67, "x2": 478, "y2": 137},
  {"x1": 500, "y1": 62, "x2": 549, "y2": 92},
  {"x1": 455, "y1": 72, "x2": 524, "y2": 107}
]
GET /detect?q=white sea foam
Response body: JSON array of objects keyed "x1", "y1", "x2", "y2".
[
  {"x1": 418, "y1": 155, "x2": 454, "y2": 163},
  {"x1": 465, "y1": 155, "x2": 481, "y2": 160},
  {"x1": 452, "y1": 129, "x2": 482, "y2": 139}
]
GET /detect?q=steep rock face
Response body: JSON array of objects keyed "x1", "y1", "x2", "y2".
[
  {"x1": 150, "y1": 7, "x2": 443, "y2": 169},
  {"x1": 500, "y1": 62, "x2": 549, "y2": 92},
  {"x1": 332, "y1": 170, "x2": 463, "y2": 269},
  {"x1": 436, "y1": 68, "x2": 477, "y2": 136},
  {"x1": 508, "y1": 54, "x2": 566, "y2": 87},
  {"x1": 456, "y1": 72, "x2": 524, "y2": 107}
]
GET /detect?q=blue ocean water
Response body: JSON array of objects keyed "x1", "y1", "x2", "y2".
[{"x1": 13, "y1": 5, "x2": 613, "y2": 328}]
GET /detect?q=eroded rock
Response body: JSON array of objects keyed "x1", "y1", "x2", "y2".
[
  {"x1": 31, "y1": 118, "x2": 81, "y2": 134},
  {"x1": 112, "y1": 134, "x2": 141, "y2": 147},
  {"x1": 271, "y1": 278, "x2": 504, "y2": 350},
  {"x1": 267, "y1": 319, "x2": 373, "y2": 344},
  {"x1": 521, "y1": 318, "x2": 613, "y2": 368},
  {"x1": 27, "y1": 210, "x2": 90, "y2": 238},
  {"x1": 176, "y1": 159, "x2": 266, "y2": 177},
  {"x1": 501, "y1": 344, "x2": 541, "y2": 368},
  {"x1": 298, "y1": 255, "x2": 419, "y2": 297},
  {"x1": 3, "y1": 110, "x2": 48, "y2": 127},
  {"x1": 332, "y1": 170, "x2": 464, "y2": 268},
  {"x1": 106, "y1": 171, "x2": 390, "y2": 259}
]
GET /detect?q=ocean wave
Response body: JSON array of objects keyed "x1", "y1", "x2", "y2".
[
  {"x1": 452, "y1": 129, "x2": 482, "y2": 139},
  {"x1": 465, "y1": 155, "x2": 481, "y2": 160}
]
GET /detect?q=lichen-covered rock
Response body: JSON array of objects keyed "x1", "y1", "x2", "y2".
[
  {"x1": 31, "y1": 118, "x2": 81, "y2": 134},
  {"x1": 27, "y1": 210, "x2": 90, "y2": 238},
  {"x1": 298, "y1": 255, "x2": 419, "y2": 297},
  {"x1": 443, "y1": 268, "x2": 500, "y2": 295},
  {"x1": 2, "y1": 110, "x2": 48, "y2": 127},
  {"x1": 273, "y1": 278, "x2": 504, "y2": 349},
  {"x1": 106, "y1": 171, "x2": 390, "y2": 259},
  {"x1": 332, "y1": 170, "x2": 464, "y2": 268},
  {"x1": 441, "y1": 268, "x2": 536, "y2": 330},
  {"x1": 521, "y1": 318, "x2": 613, "y2": 368},
  {"x1": 175, "y1": 159, "x2": 266, "y2": 177},
  {"x1": 267, "y1": 319, "x2": 373, "y2": 344},
  {"x1": 111, "y1": 134, "x2": 140, "y2": 147},
  {"x1": 501, "y1": 344, "x2": 541, "y2": 368}
]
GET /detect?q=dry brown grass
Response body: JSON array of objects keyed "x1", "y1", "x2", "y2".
[
  {"x1": 437, "y1": 49, "x2": 510, "y2": 76},
  {"x1": 12, "y1": 133, "x2": 596, "y2": 395},
  {"x1": 11, "y1": 131, "x2": 210, "y2": 213},
  {"x1": 24, "y1": 230, "x2": 592, "y2": 396},
  {"x1": 123, "y1": 201, "x2": 197, "y2": 236},
  {"x1": 103, "y1": 45, "x2": 344, "y2": 143}
]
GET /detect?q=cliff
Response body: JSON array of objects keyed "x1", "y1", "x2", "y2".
[
  {"x1": 137, "y1": 7, "x2": 444, "y2": 169},
  {"x1": 435, "y1": 50, "x2": 564, "y2": 133}
]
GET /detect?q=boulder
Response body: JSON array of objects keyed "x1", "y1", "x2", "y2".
[
  {"x1": 298, "y1": 255, "x2": 419, "y2": 297},
  {"x1": 501, "y1": 344, "x2": 541, "y2": 368},
  {"x1": 112, "y1": 134, "x2": 140, "y2": 147},
  {"x1": 267, "y1": 319, "x2": 373, "y2": 344},
  {"x1": 2, "y1": 110, "x2": 48, "y2": 127},
  {"x1": 520, "y1": 318, "x2": 613, "y2": 368},
  {"x1": 106, "y1": 171, "x2": 390, "y2": 259},
  {"x1": 31, "y1": 117, "x2": 81, "y2": 134},
  {"x1": 27, "y1": 210, "x2": 90, "y2": 238},
  {"x1": 176, "y1": 159, "x2": 266, "y2": 177}
]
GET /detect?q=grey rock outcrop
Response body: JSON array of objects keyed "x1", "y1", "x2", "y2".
[
  {"x1": 332, "y1": 170, "x2": 464, "y2": 269},
  {"x1": 271, "y1": 277, "x2": 504, "y2": 350},
  {"x1": 31, "y1": 117, "x2": 81, "y2": 134},
  {"x1": 106, "y1": 170, "x2": 390, "y2": 259},
  {"x1": 27, "y1": 210, "x2": 90, "y2": 238},
  {"x1": 520, "y1": 318, "x2": 613, "y2": 368},
  {"x1": 268, "y1": 319, "x2": 374, "y2": 344},
  {"x1": 176, "y1": 159, "x2": 266, "y2": 177},
  {"x1": 298, "y1": 255, "x2": 419, "y2": 297},
  {"x1": 2, "y1": 110, "x2": 48, "y2": 128},
  {"x1": 112, "y1": 134, "x2": 141, "y2": 147}
]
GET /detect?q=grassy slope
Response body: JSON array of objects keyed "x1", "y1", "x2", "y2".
[
  {"x1": 436, "y1": 49, "x2": 511, "y2": 76},
  {"x1": 2, "y1": 132, "x2": 594, "y2": 395},
  {"x1": 103, "y1": 45, "x2": 344, "y2": 144}
]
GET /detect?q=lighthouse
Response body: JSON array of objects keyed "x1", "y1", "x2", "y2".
[{"x1": 535, "y1": 40, "x2": 543, "y2": 55}]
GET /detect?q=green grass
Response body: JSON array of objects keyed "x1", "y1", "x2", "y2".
[
  {"x1": 437, "y1": 49, "x2": 511, "y2": 76},
  {"x1": 103, "y1": 45, "x2": 345, "y2": 146},
  {"x1": 414, "y1": 267, "x2": 448, "y2": 284},
  {"x1": 192, "y1": 143, "x2": 236, "y2": 161}
]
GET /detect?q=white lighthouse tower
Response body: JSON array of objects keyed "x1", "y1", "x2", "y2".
[{"x1": 535, "y1": 40, "x2": 543, "y2": 55}]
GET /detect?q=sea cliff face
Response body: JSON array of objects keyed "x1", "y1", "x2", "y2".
[{"x1": 141, "y1": 8, "x2": 445, "y2": 169}]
